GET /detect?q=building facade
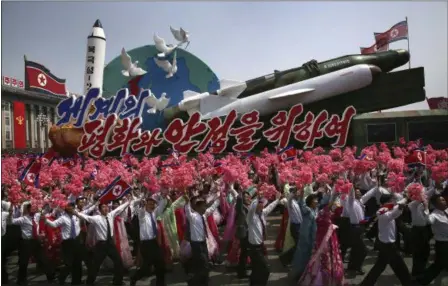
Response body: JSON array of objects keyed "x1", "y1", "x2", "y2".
[{"x1": 1, "y1": 85, "x2": 66, "y2": 152}]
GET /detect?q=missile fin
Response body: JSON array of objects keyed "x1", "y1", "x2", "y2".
[
  {"x1": 268, "y1": 88, "x2": 315, "y2": 100},
  {"x1": 219, "y1": 79, "x2": 245, "y2": 89},
  {"x1": 183, "y1": 90, "x2": 200, "y2": 99}
]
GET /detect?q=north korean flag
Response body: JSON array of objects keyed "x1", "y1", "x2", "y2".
[
  {"x1": 360, "y1": 42, "x2": 389, "y2": 55},
  {"x1": 214, "y1": 161, "x2": 224, "y2": 175},
  {"x1": 19, "y1": 159, "x2": 42, "y2": 187},
  {"x1": 25, "y1": 59, "x2": 67, "y2": 96},
  {"x1": 277, "y1": 146, "x2": 297, "y2": 162},
  {"x1": 374, "y1": 21, "x2": 409, "y2": 45},
  {"x1": 98, "y1": 176, "x2": 131, "y2": 204},
  {"x1": 405, "y1": 148, "x2": 427, "y2": 168},
  {"x1": 40, "y1": 148, "x2": 57, "y2": 166}
]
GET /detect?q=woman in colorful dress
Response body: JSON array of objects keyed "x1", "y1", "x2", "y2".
[
  {"x1": 288, "y1": 190, "x2": 319, "y2": 282},
  {"x1": 157, "y1": 193, "x2": 186, "y2": 261},
  {"x1": 297, "y1": 198, "x2": 345, "y2": 285}
]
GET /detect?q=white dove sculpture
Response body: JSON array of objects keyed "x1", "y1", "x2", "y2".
[
  {"x1": 170, "y1": 26, "x2": 190, "y2": 45},
  {"x1": 121, "y1": 48, "x2": 147, "y2": 77},
  {"x1": 154, "y1": 51, "x2": 178, "y2": 78},
  {"x1": 153, "y1": 34, "x2": 178, "y2": 57},
  {"x1": 147, "y1": 93, "x2": 171, "y2": 114}
]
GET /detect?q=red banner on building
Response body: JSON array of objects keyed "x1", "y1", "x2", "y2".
[{"x1": 13, "y1": 101, "x2": 27, "y2": 149}]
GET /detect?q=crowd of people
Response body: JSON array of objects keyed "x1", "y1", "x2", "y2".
[{"x1": 1, "y1": 138, "x2": 448, "y2": 286}]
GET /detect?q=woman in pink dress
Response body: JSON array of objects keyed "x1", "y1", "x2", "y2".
[{"x1": 297, "y1": 205, "x2": 345, "y2": 286}]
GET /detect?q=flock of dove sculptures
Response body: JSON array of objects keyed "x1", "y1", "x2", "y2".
[{"x1": 119, "y1": 26, "x2": 190, "y2": 114}]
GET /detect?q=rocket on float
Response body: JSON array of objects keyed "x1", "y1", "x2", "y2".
[{"x1": 83, "y1": 19, "x2": 106, "y2": 94}]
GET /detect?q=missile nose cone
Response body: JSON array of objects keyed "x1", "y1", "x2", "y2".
[
  {"x1": 93, "y1": 19, "x2": 102, "y2": 28},
  {"x1": 395, "y1": 49, "x2": 410, "y2": 62}
]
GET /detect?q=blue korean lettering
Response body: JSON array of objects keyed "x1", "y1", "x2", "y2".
[
  {"x1": 119, "y1": 89, "x2": 151, "y2": 120},
  {"x1": 89, "y1": 88, "x2": 128, "y2": 121},
  {"x1": 56, "y1": 88, "x2": 101, "y2": 127}
]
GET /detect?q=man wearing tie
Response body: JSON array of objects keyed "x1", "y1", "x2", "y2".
[
  {"x1": 418, "y1": 195, "x2": 448, "y2": 285},
  {"x1": 9, "y1": 202, "x2": 55, "y2": 285},
  {"x1": 234, "y1": 182, "x2": 252, "y2": 278},
  {"x1": 130, "y1": 195, "x2": 167, "y2": 286},
  {"x1": 44, "y1": 202, "x2": 84, "y2": 285},
  {"x1": 360, "y1": 195, "x2": 411, "y2": 286},
  {"x1": 247, "y1": 192, "x2": 281, "y2": 286},
  {"x1": 279, "y1": 187, "x2": 302, "y2": 267},
  {"x1": 75, "y1": 198, "x2": 133, "y2": 286},
  {"x1": 345, "y1": 188, "x2": 369, "y2": 276},
  {"x1": 185, "y1": 194, "x2": 220, "y2": 286}
]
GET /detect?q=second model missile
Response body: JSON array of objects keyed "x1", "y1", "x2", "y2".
[{"x1": 236, "y1": 49, "x2": 409, "y2": 99}]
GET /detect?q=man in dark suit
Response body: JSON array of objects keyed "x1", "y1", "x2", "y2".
[{"x1": 235, "y1": 182, "x2": 253, "y2": 279}]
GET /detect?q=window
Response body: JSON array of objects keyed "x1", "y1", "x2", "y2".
[
  {"x1": 366, "y1": 123, "x2": 396, "y2": 143},
  {"x1": 3, "y1": 102, "x2": 12, "y2": 141},
  {"x1": 408, "y1": 121, "x2": 448, "y2": 144}
]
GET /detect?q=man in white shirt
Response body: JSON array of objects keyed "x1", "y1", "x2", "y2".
[
  {"x1": 247, "y1": 192, "x2": 281, "y2": 286},
  {"x1": 185, "y1": 194, "x2": 220, "y2": 286},
  {"x1": 75, "y1": 199, "x2": 133, "y2": 286},
  {"x1": 44, "y1": 202, "x2": 84, "y2": 285},
  {"x1": 408, "y1": 186, "x2": 437, "y2": 277},
  {"x1": 418, "y1": 195, "x2": 448, "y2": 285},
  {"x1": 360, "y1": 195, "x2": 412, "y2": 286},
  {"x1": 279, "y1": 187, "x2": 302, "y2": 267},
  {"x1": 345, "y1": 187, "x2": 369, "y2": 275},
  {"x1": 10, "y1": 202, "x2": 56, "y2": 285},
  {"x1": 130, "y1": 195, "x2": 167, "y2": 286}
]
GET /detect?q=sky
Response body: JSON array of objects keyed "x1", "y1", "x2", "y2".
[{"x1": 2, "y1": 1, "x2": 447, "y2": 111}]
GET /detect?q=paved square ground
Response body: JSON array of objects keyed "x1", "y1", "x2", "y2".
[{"x1": 2, "y1": 215, "x2": 447, "y2": 285}]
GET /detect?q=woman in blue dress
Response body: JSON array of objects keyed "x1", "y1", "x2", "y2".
[{"x1": 288, "y1": 189, "x2": 319, "y2": 282}]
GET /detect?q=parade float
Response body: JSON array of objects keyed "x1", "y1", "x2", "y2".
[{"x1": 49, "y1": 21, "x2": 426, "y2": 158}]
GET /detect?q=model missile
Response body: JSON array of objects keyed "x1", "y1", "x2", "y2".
[
  {"x1": 180, "y1": 64, "x2": 380, "y2": 120},
  {"x1": 237, "y1": 49, "x2": 409, "y2": 99},
  {"x1": 83, "y1": 19, "x2": 106, "y2": 94}
]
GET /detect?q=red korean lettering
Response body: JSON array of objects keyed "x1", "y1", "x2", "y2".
[
  {"x1": 196, "y1": 110, "x2": 237, "y2": 153},
  {"x1": 78, "y1": 114, "x2": 117, "y2": 158},
  {"x1": 292, "y1": 111, "x2": 314, "y2": 144},
  {"x1": 132, "y1": 128, "x2": 163, "y2": 156},
  {"x1": 303, "y1": 110, "x2": 329, "y2": 149},
  {"x1": 229, "y1": 110, "x2": 264, "y2": 152},
  {"x1": 163, "y1": 112, "x2": 207, "y2": 153},
  {"x1": 263, "y1": 104, "x2": 303, "y2": 149},
  {"x1": 323, "y1": 106, "x2": 356, "y2": 147},
  {"x1": 107, "y1": 117, "x2": 142, "y2": 156}
]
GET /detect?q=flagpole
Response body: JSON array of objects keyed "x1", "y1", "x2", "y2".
[{"x1": 406, "y1": 17, "x2": 411, "y2": 69}]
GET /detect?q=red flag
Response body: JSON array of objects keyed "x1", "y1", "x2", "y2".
[
  {"x1": 41, "y1": 148, "x2": 57, "y2": 166},
  {"x1": 2, "y1": 76, "x2": 11, "y2": 86},
  {"x1": 374, "y1": 21, "x2": 409, "y2": 45},
  {"x1": 13, "y1": 102, "x2": 27, "y2": 149},
  {"x1": 277, "y1": 146, "x2": 297, "y2": 162},
  {"x1": 19, "y1": 159, "x2": 42, "y2": 187},
  {"x1": 360, "y1": 42, "x2": 389, "y2": 55},
  {"x1": 25, "y1": 59, "x2": 67, "y2": 96},
  {"x1": 404, "y1": 149, "x2": 427, "y2": 167},
  {"x1": 98, "y1": 176, "x2": 131, "y2": 204},
  {"x1": 426, "y1": 97, "x2": 448, "y2": 110}
]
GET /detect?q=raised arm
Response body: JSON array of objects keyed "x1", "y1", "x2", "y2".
[
  {"x1": 110, "y1": 201, "x2": 131, "y2": 218},
  {"x1": 360, "y1": 187, "x2": 377, "y2": 205},
  {"x1": 246, "y1": 199, "x2": 258, "y2": 224},
  {"x1": 262, "y1": 198, "x2": 280, "y2": 216},
  {"x1": 382, "y1": 205, "x2": 404, "y2": 221},
  {"x1": 154, "y1": 198, "x2": 168, "y2": 217},
  {"x1": 204, "y1": 198, "x2": 220, "y2": 217},
  {"x1": 171, "y1": 196, "x2": 186, "y2": 210},
  {"x1": 75, "y1": 211, "x2": 98, "y2": 224},
  {"x1": 82, "y1": 203, "x2": 98, "y2": 215},
  {"x1": 45, "y1": 216, "x2": 66, "y2": 228}
]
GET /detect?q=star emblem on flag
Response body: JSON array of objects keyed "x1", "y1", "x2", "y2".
[
  {"x1": 112, "y1": 185, "x2": 123, "y2": 196},
  {"x1": 38, "y1": 73, "x2": 47, "y2": 87},
  {"x1": 27, "y1": 173, "x2": 36, "y2": 183}
]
